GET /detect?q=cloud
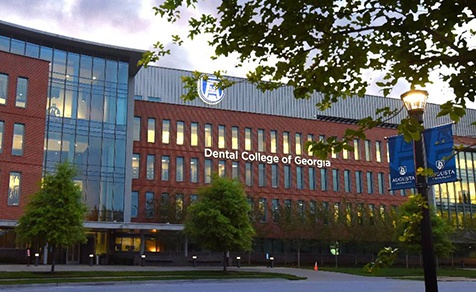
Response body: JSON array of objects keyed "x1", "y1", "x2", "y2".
[{"x1": 71, "y1": 0, "x2": 152, "y2": 33}]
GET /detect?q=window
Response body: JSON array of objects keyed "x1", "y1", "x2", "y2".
[
  {"x1": 190, "y1": 158, "x2": 199, "y2": 183},
  {"x1": 307, "y1": 134, "x2": 314, "y2": 155},
  {"x1": 133, "y1": 117, "x2": 140, "y2": 141},
  {"x1": 376, "y1": 141, "x2": 382, "y2": 162},
  {"x1": 342, "y1": 141, "x2": 349, "y2": 159},
  {"x1": 15, "y1": 77, "x2": 28, "y2": 108},
  {"x1": 231, "y1": 126, "x2": 239, "y2": 150},
  {"x1": 175, "y1": 194, "x2": 184, "y2": 220},
  {"x1": 218, "y1": 125, "x2": 226, "y2": 148},
  {"x1": 369, "y1": 204, "x2": 375, "y2": 225},
  {"x1": 309, "y1": 167, "x2": 316, "y2": 190},
  {"x1": 365, "y1": 140, "x2": 371, "y2": 161},
  {"x1": 205, "y1": 159, "x2": 212, "y2": 183},
  {"x1": 258, "y1": 163, "x2": 266, "y2": 187},
  {"x1": 176, "y1": 121, "x2": 184, "y2": 145},
  {"x1": 132, "y1": 154, "x2": 140, "y2": 179},
  {"x1": 191, "y1": 122, "x2": 199, "y2": 146},
  {"x1": 161, "y1": 156, "x2": 170, "y2": 181},
  {"x1": 378, "y1": 172, "x2": 385, "y2": 194},
  {"x1": 354, "y1": 139, "x2": 360, "y2": 160},
  {"x1": 205, "y1": 124, "x2": 212, "y2": 147},
  {"x1": 272, "y1": 199, "x2": 280, "y2": 222},
  {"x1": 298, "y1": 200, "x2": 305, "y2": 217},
  {"x1": 258, "y1": 129, "x2": 265, "y2": 152},
  {"x1": 321, "y1": 169, "x2": 327, "y2": 191},
  {"x1": 0, "y1": 121, "x2": 3, "y2": 153},
  {"x1": 379, "y1": 205, "x2": 386, "y2": 220},
  {"x1": 271, "y1": 164, "x2": 279, "y2": 188},
  {"x1": 147, "y1": 118, "x2": 155, "y2": 143},
  {"x1": 245, "y1": 128, "x2": 252, "y2": 151},
  {"x1": 245, "y1": 162, "x2": 253, "y2": 186},
  {"x1": 367, "y1": 172, "x2": 374, "y2": 194},
  {"x1": 334, "y1": 202, "x2": 340, "y2": 222},
  {"x1": 145, "y1": 192, "x2": 154, "y2": 218},
  {"x1": 295, "y1": 133, "x2": 302, "y2": 155},
  {"x1": 283, "y1": 131, "x2": 290, "y2": 154},
  {"x1": 258, "y1": 198, "x2": 267, "y2": 223},
  {"x1": 310, "y1": 200, "x2": 317, "y2": 218},
  {"x1": 131, "y1": 191, "x2": 138, "y2": 218},
  {"x1": 270, "y1": 130, "x2": 277, "y2": 153},
  {"x1": 296, "y1": 166, "x2": 303, "y2": 189},
  {"x1": 146, "y1": 154, "x2": 155, "y2": 180},
  {"x1": 344, "y1": 170, "x2": 351, "y2": 192},
  {"x1": 331, "y1": 137, "x2": 338, "y2": 159},
  {"x1": 160, "y1": 193, "x2": 169, "y2": 220},
  {"x1": 8, "y1": 172, "x2": 21, "y2": 206},
  {"x1": 176, "y1": 157, "x2": 184, "y2": 182},
  {"x1": 284, "y1": 165, "x2": 291, "y2": 189},
  {"x1": 284, "y1": 199, "x2": 292, "y2": 221},
  {"x1": 322, "y1": 202, "x2": 329, "y2": 224},
  {"x1": 218, "y1": 160, "x2": 226, "y2": 177},
  {"x1": 162, "y1": 120, "x2": 170, "y2": 144},
  {"x1": 389, "y1": 174, "x2": 395, "y2": 195},
  {"x1": 11, "y1": 123, "x2": 24, "y2": 156},
  {"x1": 332, "y1": 169, "x2": 339, "y2": 191},
  {"x1": 0, "y1": 74, "x2": 8, "y2": 105},
  {"x1": 232, "y1": 161, "x2": 239, "y2": 179},
  {"x1": 355, "y1": 171, "x2": 362, "y2": 193}
]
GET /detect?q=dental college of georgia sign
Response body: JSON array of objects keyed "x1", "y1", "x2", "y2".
[{"x1": 204, "y1": 148, "x2": 331, "y2": 168}]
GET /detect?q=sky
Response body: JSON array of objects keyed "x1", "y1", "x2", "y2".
[{"x1": 0, "y1": 0, "x2": 473, "y2": 108}]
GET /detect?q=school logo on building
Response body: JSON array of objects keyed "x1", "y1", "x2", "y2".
[
  {"x1": 436, "y1": 159, "x2": 445, "y2": 170},
  {"x1": 398, "y1": 166, "x2": 407, "y2": 176},
  {"x1": 197, "y1": 74, "x2": 225, "y2": 105}
]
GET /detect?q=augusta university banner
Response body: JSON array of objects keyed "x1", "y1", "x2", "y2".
[
  {"x1": 389, "y1": 124, "x2": 457, "y2": 191},
  {"x1": 423, "y1": 124, "x2": 457, "y2": 185},
  {"x1": 388, "y1": 135, "x2": 416, "y2": 190}
]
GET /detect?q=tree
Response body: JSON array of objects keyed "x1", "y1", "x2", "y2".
[
  {"x1": 395, "y1": 194, "x2": 454, "y2": 258},
  {"x1": 143, "y1": 0, "x2": 475, "y2": 157},
  {"x1": 184, "y1": 175, "x2": 255, "y2": 271},
  {"x1": 16, "y1": 161, "x2": 87, "y2": 272}
]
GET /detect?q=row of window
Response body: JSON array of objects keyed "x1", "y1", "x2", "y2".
[
  {"x1": 131, "y1": 191, "x2": 195, "y2": 219},
  {"x1": 0, "y1": 121, "x2": 25, "y2": 156},
  {"x1": 131, "y1": 191, "x2": 395, "y2": 225},
  {"x1": 0, "y1": 73, "x2": 28, "y2": 108},
  {"x1": 133, "y1": 117, "x2": 386, "y2": 162},
  {"x1": 132, "y1": 153, "x2": 393, "y2": 195}
]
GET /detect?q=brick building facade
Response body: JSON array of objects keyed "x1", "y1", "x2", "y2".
[{"x1": 0, "y1": 50, "x2": 49, "y2": 220}]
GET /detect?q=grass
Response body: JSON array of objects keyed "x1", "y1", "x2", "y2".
[
  {"x1": 0, "y1": 270, "x2": 305, "y2": 285},
  {"x1": 319, "y1": 266, "x2": 476, "y2": 280}
]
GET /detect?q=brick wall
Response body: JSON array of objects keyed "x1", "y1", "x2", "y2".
[{"x1": 0, "y1": 51, "x2": 49, "y2": 219}]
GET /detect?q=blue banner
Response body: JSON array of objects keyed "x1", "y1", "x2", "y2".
[
  {"x1": 423, "y1": 124, "x2": 457, "y2": 185},
  {"x1": 388, "y1": 135, "x2": 416, "y2": 190}
]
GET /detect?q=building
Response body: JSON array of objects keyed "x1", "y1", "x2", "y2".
[{"x1": 0, "y1": 20, "x2": 475, "y2": 265}]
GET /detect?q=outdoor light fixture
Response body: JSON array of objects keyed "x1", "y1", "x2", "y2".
[
  {"x1": 400, "y1": 88, "x2": 438, "y2": 292},
  {"x1": 400, "y1": 89, "x2": 428, "y2": 115}
]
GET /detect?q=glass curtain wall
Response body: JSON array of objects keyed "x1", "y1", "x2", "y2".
[{"x1": 0, "y1": 35, "x2": 129, "y2": 222}]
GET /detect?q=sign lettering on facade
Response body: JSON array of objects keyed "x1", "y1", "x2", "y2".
[{"x1": 204, "y1": 148, "x2": 331, "y2": 168}]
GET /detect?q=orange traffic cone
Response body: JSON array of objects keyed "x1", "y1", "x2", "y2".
[{"x1": 314, "y1": 262, "x2": 318, "y2": 271}]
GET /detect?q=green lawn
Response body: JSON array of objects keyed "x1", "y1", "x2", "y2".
[
  {"x1": 0, "y1": 270, "x2": 305, "y2": 285},
  {"x1": 319, "y1": 267, "x2": 476, "y2": 279}
]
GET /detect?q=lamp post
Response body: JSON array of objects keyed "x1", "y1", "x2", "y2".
[{"x1": 400, "y1": 89, "x2": 438, "y2": 292}]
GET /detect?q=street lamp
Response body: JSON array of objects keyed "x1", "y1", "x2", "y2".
[{"x1": 400, "y1": 89, "x2": 438, "y2": 292}]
